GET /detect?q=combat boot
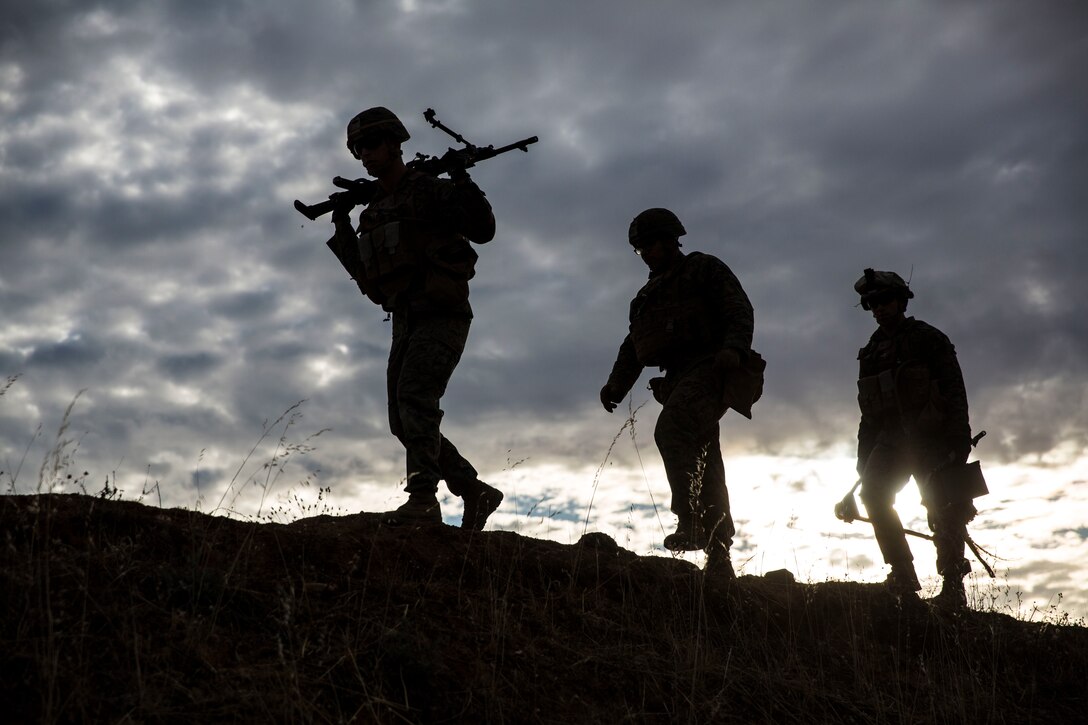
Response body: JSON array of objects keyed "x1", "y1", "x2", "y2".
[
  {"x1": 704, "y1": 542, "x2": 735, "y2": 581},
  {"x1": 380, "y1": 493, "x2": 442, "y2": 527},
  {"x1": 663, "y1": 514, "x2": 707, "y2": 552},
  {"x1": 884, "y1": 564, "x2": 921, "y2": 596},
  {"x1": 931, "y1": 575, "x2": 968, "y2": 609},
  {"x1": 461, "y1": 481, "x2": 503, "y2": 531}
]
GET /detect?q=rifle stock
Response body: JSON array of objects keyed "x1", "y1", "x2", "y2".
[{"x1": 293, "y1": 177, "x2": 374, "y2": 221}]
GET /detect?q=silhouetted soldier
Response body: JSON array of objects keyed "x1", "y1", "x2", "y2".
[
  {"x1": 854, "y1": 269, "x2": 977, "y2": 607},
  {"x1": 600, "y1": 209, "x2": 764, "y2": 579},
  {"x1": 327, "y1": 107, "x2": 503, "y2": 529}
]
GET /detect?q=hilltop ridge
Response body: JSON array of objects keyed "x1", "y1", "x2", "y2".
[{"x1": 2, "y1": 493, "x2": 1085, "y2": 723}]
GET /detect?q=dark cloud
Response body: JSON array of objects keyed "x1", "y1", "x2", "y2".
[
  {"x1": 157, "y1": 351, "x2": 223, "y2": 380},
  {"x1": 25, "y1": 335, "x2": 106, "y2": 368}
]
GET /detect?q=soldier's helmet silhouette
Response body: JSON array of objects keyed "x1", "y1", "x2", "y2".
[
  {"x1": 854, "y1": 268, "x2": 915, "y2": 310},
  {"x1": 628, "y1": 208, "x2": 687, "y2": 247},
  {"x1": 347, "y1": 107, "x2": 411, "y2": 157}
]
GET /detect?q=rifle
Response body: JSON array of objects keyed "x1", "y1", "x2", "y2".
[
  {"x1": 293, "y1": 108, "x2": 538, "y2": 221},
  {"x1": 834, "y1": 430, "x2": 996, "y2": 577}
]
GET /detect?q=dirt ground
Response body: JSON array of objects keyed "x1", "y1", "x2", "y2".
[{"x1": 3, "y1": 493, "x2": 1085, "y2": 723}]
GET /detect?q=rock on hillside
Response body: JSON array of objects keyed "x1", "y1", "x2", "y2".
[{"x1": 2, "y1": 493, "x2": 1085, "y2": 723}]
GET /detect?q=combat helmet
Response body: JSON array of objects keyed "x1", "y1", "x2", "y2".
[
  {"x1": 854, "y1": 268, "x2": 914, "y2": 310},
  {"x1": 347, "y1": 107, "x2": 410, "y2": 157},
  {"x1": 628, "y1": 208, "x2": 687, "y2": 248}
]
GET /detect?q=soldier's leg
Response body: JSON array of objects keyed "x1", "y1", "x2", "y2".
[
  {"x1": 386, "y1": 313, "x2": 410, "y2": 447},
  {"x1": 698, "y1": 434, "x2": 736, "y2": 579},
  {"x1": 388, "y1": 317, "x2": 482, "y2": 492},
  {"x1": 388, "y1": 314, "x2": 501, "y2": 529},
  {"x1": 435, "y1": 437, "x2": 480, "y2": 496},
  {"x1": 380, "y1": 314, "x2": 441, "y2": 524},
  {"x1": 654, "y1": 361, "x2": 729, "y2": 550},
  {"x1": 917, "y1": 448, "x2": 975, "y2": 606},
  {"x1": 395, "y1": 314, "x2": 470, "y2": 494},
  {"x1": 698, "y1": 435, "x2": 734, "y2": 549},
  {"x1": 859, "y1": 438, "x2": 918, "y2": 591},
  {"x1": 439, "y1": 436, "x2": 503, "y2": 531},
  {"x1": 929, "y1": 504, "x2": 973, "y2": 577}
]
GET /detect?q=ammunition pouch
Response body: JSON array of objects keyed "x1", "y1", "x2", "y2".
[
  {"x1": 896, "y1": 364, "x2": 932, "y2": 411},
  {"x1": 926, "y1": 460, "x2": 988, "y2": 505},
  {"x1": 358, "y1": 221, "x2": 418, "y2": 290},
  {"x1": 353, "y1": 221, "x2": 475, "y2": 307},
  {"x1": 721, "y1": 349, "x2": 766, "y2": 419},
  {"x1": 857, "y1": 370, "x2": 898, "y2": 418},
  {"x1": 858, "y1": 364, "x2": 944, "y2": 432},
  {"x1": 326, "y1": 232, "x2": 387, "y2": 306},
  {"x1": 648, "y1": 376, "x2": 672, "y2": 404}
]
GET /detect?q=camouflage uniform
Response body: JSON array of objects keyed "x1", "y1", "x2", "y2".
[
  {"x1": 605, "y1": 251, "x2": 758, "y2": 551},
  {"x1": 857, "y1": 317, "x2": 975, "y2": 581},
  {"x1": 328, "y1": 169, "x2": 495, "y2": 498}
]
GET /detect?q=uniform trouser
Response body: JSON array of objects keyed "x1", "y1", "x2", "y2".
[
  {"x1": 654, "y1": 359, "x2": 735, "y2": 549},
  {"x1": 387, "y1": 311, "x2": 479, "y2": 496},
  {"x1": 859, "y1": 432, "x2": 972, "y2": 577}
]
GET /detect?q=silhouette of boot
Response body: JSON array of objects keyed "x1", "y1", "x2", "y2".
[
  {"x1": 931, "y1": 575, "x2": 967, "y2": 609},
  {"x1": 704, "y1": 541, "x2": 735, "y2": 580},
  {"x1": 380, "y1": 493, "x2": 442, "y2": 527},
  {"x1": 461, "y1": 481, "x2": 503, "y2": 531},
  {"x1": 884, "y1": 564, "x2": 921, "y2": 595},
  {"x1": 663, "y1": 515, "x2": 707, "y2": 552}
]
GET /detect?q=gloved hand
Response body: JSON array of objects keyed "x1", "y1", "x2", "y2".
[
  {"x1": 330, "y1": 192, "x2": 354, "y2": 228},
  {"x1": 600, "y1": 384, "x2": 621, "y2": 413},
  {"x1": 440, "y1": 149, "x2": 471, "y2": 181},
  {"x1": 713, "y1": 348, "x2": 741, "y2": 372}
]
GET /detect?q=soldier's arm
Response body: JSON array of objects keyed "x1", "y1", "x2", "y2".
[
  {"x1": 435, "y1": 177, "x2": 496, "y2": 244},
  {"x1": 325, "y1": 207, "x2": 365, "y2": 282},
  {"x1": 857, "y1": 418, "x2": 878, "y2": 474},
  {"x1": 604, "y1": 335, "x2": 644, "y2": 401},
  {"x1": 928, "y1": 332, "x2": 972, "y2": 450},
  {"x1": 856, "y1": 341, "x2": 878, "y2": 473}
]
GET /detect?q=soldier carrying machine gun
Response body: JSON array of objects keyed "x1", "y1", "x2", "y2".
[{"x1": 297, "y1": 105, "x2": 537, "y2": 532}]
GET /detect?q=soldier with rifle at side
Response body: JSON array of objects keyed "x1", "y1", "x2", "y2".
[
  {"x1": 600, "y1": 209, "x2": 765, "y2": 579},
  {"x1": 315, "y1": 106, "x2": 514, "y2": 530},
  {"x1": 853, "y1": 268, "x2": 987, "y2": 608}
]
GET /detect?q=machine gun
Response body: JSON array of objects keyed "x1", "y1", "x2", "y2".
[{"x1": 293, "y1": 108, "x2": 538, "y2": 221}]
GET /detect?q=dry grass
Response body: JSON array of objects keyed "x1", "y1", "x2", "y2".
[{"x1": 3, "y1": 489, "x2": 1087, "y2": 724}]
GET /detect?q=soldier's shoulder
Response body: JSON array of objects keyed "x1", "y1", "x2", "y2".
[
  {"x1": 904, "y1": 318, "x2": 956, "y2": 350},
  {"x1": 684, "y1": 250, "x2": 724, "y2": 267},
  {"x1": 861, "y1": 328, "x2": 884, "y2": 349},
  {"x1": 403, "y1": 169, "x2": 442, "y2": 189},
  {"x1": 683, "y1": 251, "x2": 735, "y2": 278},
  {"x1": 905, "y1": 318, "x2": 950, "y2": 339}
]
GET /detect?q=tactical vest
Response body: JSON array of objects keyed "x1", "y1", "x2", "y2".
[
  {"x1": 628, "y1": 254, "x2": 720, "y2": 367},
  {"x1": 354, "y1": 172, "x2": 477, "y2": 308},
  {"x1": 857, "y1": 326, "x2": 944, "y2": 432}
]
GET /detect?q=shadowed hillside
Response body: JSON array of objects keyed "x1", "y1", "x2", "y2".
[{"x1": 2, "y1": 493, "x2": 1085, "y2": 723}]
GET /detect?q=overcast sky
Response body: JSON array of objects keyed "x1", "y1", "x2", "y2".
[{"x1": 2, "y1": 1, "x2": 1086, "y2": 607}]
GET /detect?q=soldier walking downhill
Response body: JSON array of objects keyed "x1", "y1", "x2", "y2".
[
  {"x1": 326, "y1": 107, "x2": 503, "y2": 530},
  {"x1": 600, "y1": 209, "x2": 765, "y2": 579},
  {"x1": 854, "y1": 268, "x2": 980, "y2": 607}
]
